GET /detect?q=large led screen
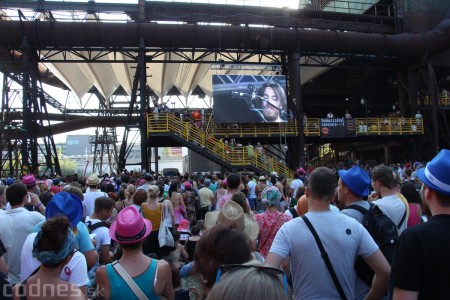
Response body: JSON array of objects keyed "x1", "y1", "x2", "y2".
[{"x1": 213, "y1": 75, "x2": 288, "y2": 123}]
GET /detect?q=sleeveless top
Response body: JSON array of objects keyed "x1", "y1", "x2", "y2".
[
  {"x1": 106, "y1": 259, "x2": 159, "y2": 300},
  {"x1": 141, "y1": 203, "x2": 162, "y2": 232},
  {"x1": 408, "y1": 203, "x2": 422, "y2": 227},
  {"x1": 215, "y1": 189, "x2": 228, "y2": 209}
]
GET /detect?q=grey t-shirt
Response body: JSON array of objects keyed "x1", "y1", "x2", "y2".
[
  {"x1": 270, "y1": 210, "x2": 378, "y2": 300},
  {"x1": 341, "y1": 200, "x2": 371, "y2": 224},
  {"x1": 341, "y1": 200, "x2": 373, "y2": 300}
]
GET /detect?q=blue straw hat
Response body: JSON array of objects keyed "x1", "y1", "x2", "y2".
[
  {"x1": 417, "y1": 149, "x2": 450, "y2": 196},
  {"x1": 338, "y1": 166, "x2": 371, "y2": 197},
  {"x1": 45, "y1": 192, "x2": 83, "y2": 228}
]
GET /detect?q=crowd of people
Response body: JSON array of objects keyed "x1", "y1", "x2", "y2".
[{"x1": 0, "y1": 149, "x2": 449, "y2": 299}]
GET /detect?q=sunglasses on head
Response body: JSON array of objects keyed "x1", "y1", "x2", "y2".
[{"x1": 215, "y1": 264, "x2": 288, "y2": 295}]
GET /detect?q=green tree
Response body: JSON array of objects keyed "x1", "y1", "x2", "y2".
[{"x1": 59, "y1": 158, "x2": 78, "y2": 176}]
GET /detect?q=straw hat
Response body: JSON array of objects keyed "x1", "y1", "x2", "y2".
[
  {"x1": 87, "y1": 173, "x2": 100, "y2": 185},
  {"x1": 205, "y1": 201, "x2": 259, "y2": 241}
]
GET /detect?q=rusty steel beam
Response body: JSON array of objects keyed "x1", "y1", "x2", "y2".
[{"x1": 0, "y1": 17, "x2": 449, "y2": 59}]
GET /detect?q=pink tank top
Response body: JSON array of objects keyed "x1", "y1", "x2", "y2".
[{"x1": 407, "y1": 203, "x2": 421, "y2": 227}]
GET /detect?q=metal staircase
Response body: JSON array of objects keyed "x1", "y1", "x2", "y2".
[{"x1": 147, "y1": 113, "x2": 295, "y2": 177}]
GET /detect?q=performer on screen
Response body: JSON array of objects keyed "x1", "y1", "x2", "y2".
[{"x1": 257, "y1": 81, "x2": 288, "y2": 122}]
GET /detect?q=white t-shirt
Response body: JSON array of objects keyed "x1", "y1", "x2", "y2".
[
  {"x1": 290, "y1": 179, "x2": 304, "y2": 198},
  {"x1": 0, "y1": 207, "x2": 45, "y2": 284},
  {"x1": 270, "y1": 210, "x2": 378, "y2": 300},
  {"x1": 84, "y1": 216, "x2": 110, "y2": 271},
  {"x1": 82, "y1": 191, "x2": 107, "y2": 217},
  {"x1": 372, "y1": 194, "x2": 408, "y2": 233},
  {"x1": 247, "y1": 180, "x2": 257, "y2": 199},
  {"x1": 20, "y1": 232, "x2": 89, "y2": 287}
]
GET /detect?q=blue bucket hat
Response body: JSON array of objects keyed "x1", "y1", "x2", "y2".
[
  {"x1": 45, "y1": 192, "x2": 83, "y2": 228},
  {"x1": 338, "y1": 165, "x2": 371, "y2": 197},
  {"x1": 6, "y1": 177, "x2": 14, "y2": 185},
  {"x1": 417, "y1": 149, "x2": 450, "y2": 196}
]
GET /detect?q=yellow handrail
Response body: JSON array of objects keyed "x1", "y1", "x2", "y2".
[
  {"x1": 147, "y1": 113, "x2": 294, "y2": 178},
  {"x1": 147, "y1": 113, "x2": 424, "y2": 177}
]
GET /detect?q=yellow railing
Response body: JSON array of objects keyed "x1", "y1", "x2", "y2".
[
  {"x1": 147, "y1": 113, "x2": 424, "y2": 176},
  {"x1": 147, "y1": 113, "x2": 295, "y2": 178},
  {"x1": 418, "y1": 94, "x2": 450, "y2": 106},
  {"x1": 354, "y1": 118, "x2": 424, "y2": 135},
  {"x1": 202, "y1": 117, "x2": 423, "y2": 138}
]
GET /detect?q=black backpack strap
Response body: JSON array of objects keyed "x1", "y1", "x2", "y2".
[
  {"x1": 343, "y1": 203, "x2": 370, "y2": 214},
  {"x1": 89, "y1": 221, "x2": 108, "y2": 232},
  {"x1": 302, "y1": 215, "x2": 347, "y2": 300},
  {"x1": 397, "y1": 207, "x2": 407, "y2": 229},
  {"x1": 289, "y1": 207, "x2": 299, "y2": 218}
]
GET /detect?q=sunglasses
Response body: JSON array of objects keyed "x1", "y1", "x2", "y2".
[{"x1": 215, "y1": 264, "x2": 288, "y2": 295}]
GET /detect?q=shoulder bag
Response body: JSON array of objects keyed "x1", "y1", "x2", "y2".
[
  {"x1": 302, "y1": 215, "x2": 347, "y2": 300},
  {"x1": 111, "y1": 261, "x2": 149, "y2": 300},
  {"x1": 158, "y1": 201, "x2": 175, "y2": 247}
]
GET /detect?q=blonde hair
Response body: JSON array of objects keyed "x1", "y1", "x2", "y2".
[
  {"x1": 125, "y1": 184, "x2": 135, "y2": 199},
  {"x1": 147, "y1": 185, "x2": 160, "y2": 199},
  {"x1": 208, "y1": 266, "x2": 291, "y2": 300}
]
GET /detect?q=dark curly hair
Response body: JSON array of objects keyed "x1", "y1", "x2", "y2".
[{"x1": 193, "y1": 225, "x2": 252, "y2": 289}]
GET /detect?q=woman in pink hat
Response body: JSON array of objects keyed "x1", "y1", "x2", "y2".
[{"x1": 96, "y1": 207, "x2": 174, "y2": 300}]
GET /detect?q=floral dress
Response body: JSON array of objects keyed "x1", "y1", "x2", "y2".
[
  {"x1": 184, "y1": 190, "x2": 197, "y2": 223},
  {"x1": 254, "y1": 210, "x2": 292, "y2": 258}
]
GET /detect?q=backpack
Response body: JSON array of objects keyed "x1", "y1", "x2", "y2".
[
  {"x1": 82, "y1": 216, "x2": 109, "y2": 233},
  {"x1": 343, "y1": 203, "x2": 398, "y2": 285}
]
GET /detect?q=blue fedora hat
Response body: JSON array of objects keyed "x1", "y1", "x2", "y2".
[
  {"x1": 417, "y1": 149, "x2": 450, "y2": 196},
  {"x1": 338, "y1": 166, "x2": 371, "y2": 197},
  {"x1": 45, "y1": 191, "x2": 83, "y2": 228}
]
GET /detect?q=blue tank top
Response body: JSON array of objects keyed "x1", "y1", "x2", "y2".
[{"x1": 106, "y1": 258, "x2": 159, "y2": 300}]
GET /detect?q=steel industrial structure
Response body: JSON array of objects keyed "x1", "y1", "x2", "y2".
[{"x1": 0, "y1": 0, "x2": 450, "y2": 176}]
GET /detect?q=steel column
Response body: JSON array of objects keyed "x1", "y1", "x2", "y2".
[
  {"x1": 288, "y1": 51, "x2": 305, "y2": 167},
  {"x1": 427, "y1": 62, "x2": 440, "y2": 154},
  {"x1": 138, "y1": 38, "x2": 149, "y2": 172}
]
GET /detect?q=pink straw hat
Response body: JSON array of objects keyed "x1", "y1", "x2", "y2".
[{"x1": 109, "y1": 206, "x2": 152, "y2": 244}]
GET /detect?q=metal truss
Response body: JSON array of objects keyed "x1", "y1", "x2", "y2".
[
  {"x1": 0, "y1": 46, "x2": 61, "y2": 177},
  {"x1": 1, "y1": 0, "x2": 397, "y2": 33},
  {"x1": 0, "y1": 70, "x2": 68, "y2": 113},
  {"x1": 30, "y1": 47, "x2": 399, "y2": 70},
  {"x1": 91, "y1": 126, "x2": 119, "y2": 176}
]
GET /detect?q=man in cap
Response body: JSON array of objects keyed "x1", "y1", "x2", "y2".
[
  {"x1": 266, "y1": 167, "x2": 390, "y2": 300},
  {"x1": 21, "y1": 175, "x2": 43, "y2": 213},
  {"x1": 337, "y1": 165, "x2": 386, "y2": 298},
  {"x1": 0, "y1": 183, "x2": 45, "y2": 284},
  {"x1": 48, "y1": 177, "x2": 64, "y2": 194},
  {"x1": 83, "y1": 173, "x2": 107, "y2": 217},
  {"x1": 255, "y1": 175, "x2": 268, "y2": 211},
  {"x1": 390, "y1": 149, "x2": 450, "y2": 299},
  {"x1": 198, "y1": 178, "x2": 214, "y2": 220}
]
